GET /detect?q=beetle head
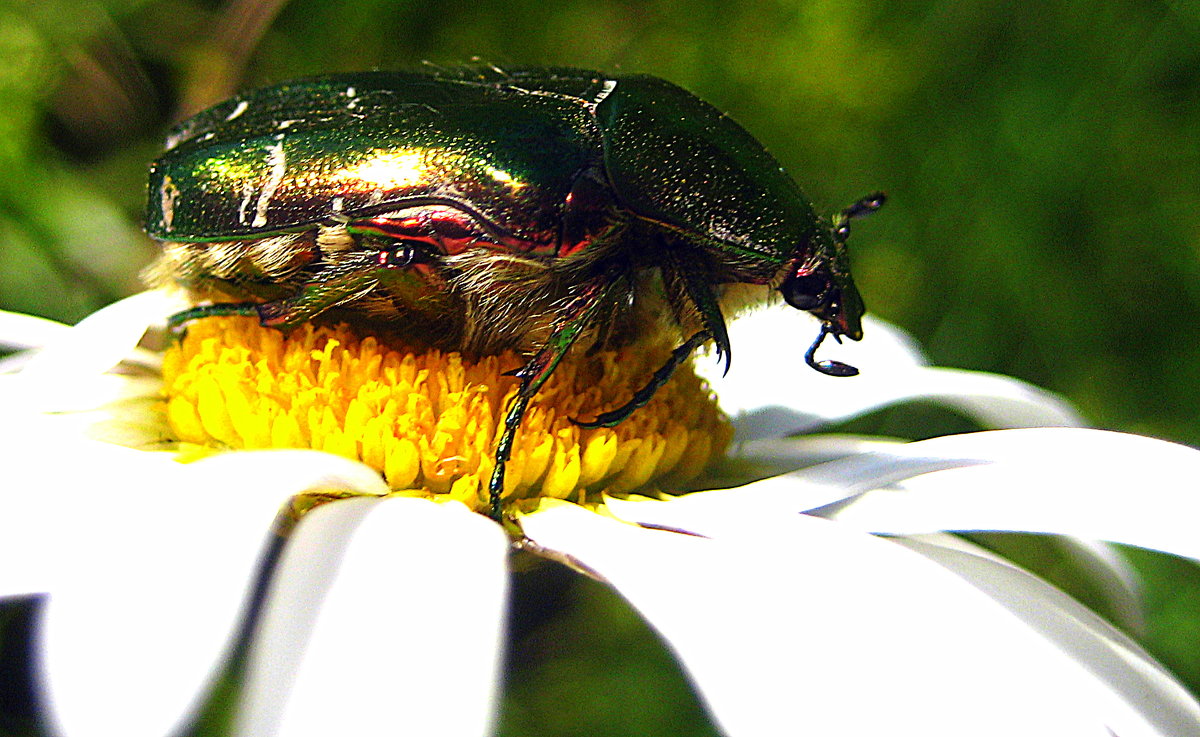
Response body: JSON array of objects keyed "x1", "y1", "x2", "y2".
[{"x1": 781, "y1": 192, "x2": 884, "y2": 377}]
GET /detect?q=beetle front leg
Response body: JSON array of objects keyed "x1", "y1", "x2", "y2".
[
  {"x1": 489, "y1": 277, "x2": 616, "y2": 520},
  {"x1": 572, "y1": 330, "x2": 710, "y2": 429},
  {"x1": 168, "y1": 302, "x2": 264, "y2": 331},
  {"x1": 255, "y1": 252, "x2": 385, "y2": 328},
  {"x1": 168, "y1": 251, "x2": 386, "y2": 331}
]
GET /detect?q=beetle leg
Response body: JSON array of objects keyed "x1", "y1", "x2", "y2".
[
  {"x1": 489, "y1": 276, "x2": 616, "y2": 520},
  {"x1": 168, "y1": 302, "x2": 263, "y2": 332},
  {"x1": 170, "y1": 251, "x2": 386, "y2": 331},
  {"x1": 255, "y1": 252, "x2": 381, "y2": 328},
  {"x1": 662, "y1": 251, "x2": 732, "y2": 375},
  {"x1": 573, "y1": 330, "x2": 710, "y2": 429}
]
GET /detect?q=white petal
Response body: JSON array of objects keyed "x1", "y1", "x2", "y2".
[
  {"x1": 17, "y1": 291, "x2": 184, "y2": 408},
  {"x1": 726, "y1": 366, "x2": 1083, "y2": 442},
  {"x1": 0, "y1": 371, "x2": 170, "y2": 448},
  {"x1": 892, "y1": 366, "x2": 1084, "y2": 429},
  {"x1": 818, "y1": 428, "x2": 1200, "y2": 560},
  {"x1": 897, "y1": 537, "x2": 1200, "y2": 737},
  {"x1": 698, "y1": 311, "x2": 923, "y2": 433},
  {"x1": 5, "y1": 441, "x2": 388, "y2": 737},
  {"x1": 237, "y1": 497, "x2": 508, "y2": 737},
  {"x1": 1053, "y1": 537, "x2": 1146, "y2": 634},
  {"x1": 908, "y1": 532, "x2": 1147, "y2": 637},
  {"x1": 731, "y1": 434, "x2": 906, "y2": 470},
  {"x1": 701, "y1": 434, "x2": 905, "y2": 491},
  {"x1": 0, "y1": 439, "x2": 181, "y2": 596},
  {"x1": 667, "y1": 427, "x2": 1200, "y2": 562},
  {"x1": 0, "y1": 309, "x2": 68, "y2": 352},
  {"x1": 700, "y1": 308, "x2": 1082, "y2": 441},
  {"x1": 616, "y1": 477, "x2": 1147, "y2": 635},
  {"x1": 32, "y1": 464, "x2": 281, "y2": 737},
  {"x1": 623, "y1": 434, "x2": 975, "y2": 517},
  {"x1": 521, "y1": 503, "x2": 1113, "y2": 736}
]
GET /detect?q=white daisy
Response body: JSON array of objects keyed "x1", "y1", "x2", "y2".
[{"x1": 2, "y1": 292, "x2": 1198, "y2": 737}]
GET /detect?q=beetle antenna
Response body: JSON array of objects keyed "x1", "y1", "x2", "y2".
[
  {"x1": 842, "y1": 191, "x2": 886, "y2": 222},
  {"x1": 835, "y1": 192, "x2": 887, "y2": 242},
  {"x1": 805, "y1": 323, "x2": 859, "y2": 377}
]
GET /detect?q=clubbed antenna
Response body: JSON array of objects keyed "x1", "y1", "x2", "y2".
[{"x1": 834, "y1": 191, "x2": 887, "y2": 241}]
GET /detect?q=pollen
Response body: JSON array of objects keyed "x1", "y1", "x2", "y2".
[{"x1": 161, "y1": 317, "x2": 731, "y2": 514}]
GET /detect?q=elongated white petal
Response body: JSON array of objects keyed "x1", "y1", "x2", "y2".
[
  {"x1": 815, "y1": 428, "x2": 1200, "y2": 560},
  {"x1": 624, "y1": 435, "x2": 979, "y2": 517},
  {"x1": 702, "y1": 308, "x2": 1082, "y2": 440},
  {"x1": 730, "y1": 434, "x2": 906, "y2": 470},
  {"x1": 0, "y1": 309, "x2": 68, "y2": 352},
  {"x1": 700, "y1": 435, "x2": 905, "y2": 491},
  {"x1": 237, "y1": 497, "x2": 508, "y2": 737},
  {"x1": 0, "y1": 372, "x2": 172, "y2": 451},
  {"x1": 0, "y1": 438, "x2": 182, "y2": 597},
  {"x1": 897, "y1": 537, "x2": 1200, "y2": 737},
  {"x1": 17, "y1": 291, "x2": 183, "y2": 409},
  {"x1": 2, "y1": 439, "x2": 389, "y2": 737},
  {"x1": 1054, "y1": 537, "x2": 1146, "y2": 634},
  {"x1": 722, "y1": 366, "x2": 1083, "y2": 442},
  {"x1": 907, "y1": 532, "x2": 1147, "y2": 637},
  {"x1": 682, "y1": 431, "x2": 1149, "y2": 636},
  {"x1": 633, "y1": 448, "x2": 1150, "y2": 638},
  {"x1": 189, "y1": 449, "x2": 392, "y2": 499},
  {"x1": 521, "y1": 503, "x2": 1113, "y2": 736}
]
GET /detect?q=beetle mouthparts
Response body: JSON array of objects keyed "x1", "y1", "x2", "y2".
[{"x1": 805, "y1": 323, "x2": 859, "y2": 377}]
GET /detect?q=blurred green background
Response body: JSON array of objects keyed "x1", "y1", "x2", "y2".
[{"x1": 2, "y1": 0, "x2": 1198, "y2": 733}]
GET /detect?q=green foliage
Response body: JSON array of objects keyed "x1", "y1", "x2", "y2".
[{"x1": 3, "y1": 0, "x2": 1199, "y2": 732}]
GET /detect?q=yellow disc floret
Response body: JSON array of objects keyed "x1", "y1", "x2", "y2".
[{"x1": 161, "y1": 317, "x2": 731, "y2": 514}]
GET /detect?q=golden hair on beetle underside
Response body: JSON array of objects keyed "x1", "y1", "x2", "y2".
[{"x1": 145, "y1": 233, "x2": 313, "y2": 289}]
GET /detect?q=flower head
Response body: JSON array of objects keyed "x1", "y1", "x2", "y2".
[{"x1": 160, "y1": 315, "x2": 729, "y2": 512}]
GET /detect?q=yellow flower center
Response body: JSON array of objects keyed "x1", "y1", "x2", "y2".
[{"x1": 161, "y1": 317, "x2": 730, "y2": 514}]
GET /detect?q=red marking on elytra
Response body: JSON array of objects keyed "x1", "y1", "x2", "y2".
[{"x1": 352, "y1": 204, "x2": 593, "y2": 260}]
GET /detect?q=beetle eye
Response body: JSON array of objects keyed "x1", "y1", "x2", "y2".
[{"x1": 782, "y1": 270, "x2": 831, "y2": 311}]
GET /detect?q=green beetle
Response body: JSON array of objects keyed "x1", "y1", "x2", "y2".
[{"x1": 145, "y1": 66, "x2": 883, "y2": 518}]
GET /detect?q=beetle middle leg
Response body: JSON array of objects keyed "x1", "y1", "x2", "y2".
[
  {"x1": 169, "y1": 250, "x2": 392, "y2": 331},
  {"x1": 167, "y1": 302, "x2": 264, "y2": 331},
  {"x1": 489, "y1": 276, "x2": 618, "y2": 520}
]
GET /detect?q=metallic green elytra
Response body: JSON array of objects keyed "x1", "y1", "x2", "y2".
[{"x1": 145, "y1": 66, "x2": 884, "y2": 519}]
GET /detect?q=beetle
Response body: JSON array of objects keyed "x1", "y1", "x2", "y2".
[{"x1": 145, "y1": 66, "x2": 884, "y2": 519}]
